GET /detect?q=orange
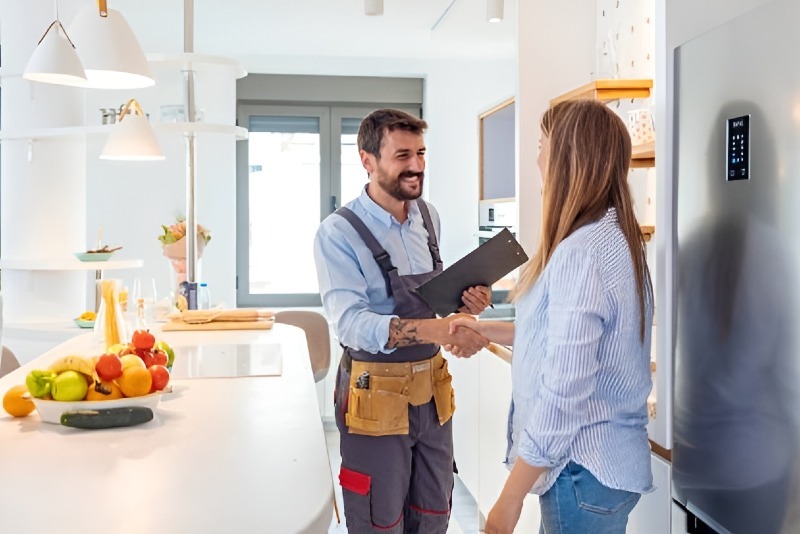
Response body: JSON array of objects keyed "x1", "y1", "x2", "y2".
[
  {"x1": 85, "y1": 380, "x2": 124, "y2": 401},
  {"x1": 3, "y1": 385, "x2": 35, "y2": 417},
  {"x1": 117, "y1": 366, "x2": 152, "y2": 397}
]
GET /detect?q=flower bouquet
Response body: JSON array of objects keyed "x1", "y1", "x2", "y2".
[{"x1": 158, "y1": 218, "x2": 211, "y2": 286}]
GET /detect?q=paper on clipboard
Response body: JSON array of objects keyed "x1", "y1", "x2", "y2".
[{"x1": 414, "y1": 227, "x2": 528, "y2": 317}]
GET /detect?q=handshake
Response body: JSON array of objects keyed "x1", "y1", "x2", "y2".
[{"x1": 438, "y1": 313, "x2": 490, "y2": 358}]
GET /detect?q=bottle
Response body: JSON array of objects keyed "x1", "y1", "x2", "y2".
[{"x1": 198, "y1": 282, "x2": 211, "y2": 310}]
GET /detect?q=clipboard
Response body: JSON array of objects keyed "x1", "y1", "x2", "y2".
[{"x1": 415, "y1": 227, "x2": 528, "y2": 316}]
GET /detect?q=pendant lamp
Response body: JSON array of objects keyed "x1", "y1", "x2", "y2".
[
  {"x1": 100, "y1": 99, "x2": 164, "y2": 161},
  {"x1": 365, "y1": 0, "x2": 384, "y2": 16},
  {"x1": 23, "y1": 19, "x2": 87, "y2": 87},
  {"x1": 68, "y1": 1, "x2": 154, "y2": 89},
  {"x1": 487, "y1": 0, "x2": 504, "y2": 23}
]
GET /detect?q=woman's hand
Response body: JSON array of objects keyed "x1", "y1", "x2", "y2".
[
  {"x1": 458, "y1": 285, "x2": 492, "y2": 315},
  {"x1": 484, "y1": 494, "x2": 524, "y2": 534}
]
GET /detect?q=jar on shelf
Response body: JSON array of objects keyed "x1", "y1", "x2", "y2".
[{"x1": 93, "y1": 279, "x2": 128, "y2": 349}]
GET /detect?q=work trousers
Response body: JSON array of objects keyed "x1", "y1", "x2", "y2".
[{"x1": 335, "y1": 363, "x2": 453, "y2": 534}]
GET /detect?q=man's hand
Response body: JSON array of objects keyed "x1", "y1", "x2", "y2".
[
  {"x1": 441, "y1": 314, "x2": 487, "y2": 357},
  {"x1": 458, "y1": 285, "x2": 492, "y2": 315}
]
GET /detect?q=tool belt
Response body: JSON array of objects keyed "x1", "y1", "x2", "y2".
[{"x1": 345, "y1": 351, "x2": 456, "y2": 437}]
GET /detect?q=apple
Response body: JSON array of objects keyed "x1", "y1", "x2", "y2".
[
  {"x1": 120, "y1": 354, "x2": 146, "y2": 370},
  {"x1": 51, "y1": 371, "x2": 89, "y2": 401},
  {"x1": 152, "y1": 350, "x2": 168, "y2": 367},
  {"x1": 136, "y1": 349, "x2": 155, "y2": 368},
  {"x1": 148, "y1": 365, "x2": 170, "y2": 393},
  {"x1": 95, "y1": 353, "x2": 123, "y2": 382}
]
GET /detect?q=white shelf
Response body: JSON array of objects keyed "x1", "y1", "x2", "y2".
[
  {"x1": 0, "y1": 122, "x2": 248, "y2": 141},
  {"x1": 0, "y1": 258, "x2": 143, "y2": 271},
  {"x1": 147, "y1": 53, "x2": 248, "y2": 79}
]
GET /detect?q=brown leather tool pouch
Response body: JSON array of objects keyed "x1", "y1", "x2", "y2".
[
  {"x1": 346, "y1": 364, "x2": 410, "y2": 436},
  {"x1": 432, "y1": 359, "x2": 456, "y2": 425}
]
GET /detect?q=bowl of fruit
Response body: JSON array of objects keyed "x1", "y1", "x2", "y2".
[
  {"x1": 5, "y1": 332, "x2": 175, "y2": 428},
  {"x1": 73, "y1": 245, "x2": 122, "y2": 262},
  {"x1": 74, "y1": 311, "x2": 97, "y2": 329}
]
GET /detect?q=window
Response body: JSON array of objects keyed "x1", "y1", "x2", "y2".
[{"x1": 236, "y1": 103, "x2": 421, "y2": 307}]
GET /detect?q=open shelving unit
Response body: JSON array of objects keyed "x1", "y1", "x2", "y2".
[{"x1": 551, "y1": 79, "x2": 655, "y2": 169}]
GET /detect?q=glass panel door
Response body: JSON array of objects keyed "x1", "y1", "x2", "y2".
[{"x1": 237, "y1": 106, "x2": 330, "y2": 306}]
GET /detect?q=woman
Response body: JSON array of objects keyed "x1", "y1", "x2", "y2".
[{"x1": 453, "y1": 99, "x2": 654, "y2": 533}]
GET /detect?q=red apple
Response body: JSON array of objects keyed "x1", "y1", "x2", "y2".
[
  {"x1": 135, "y1": 348, "x2": 156, "y2": 368},
  {"x1": 148, "y1": 365, "x2": 170, "y2": 392},
  {"x1": 152, "y1": 350, "x2": 168, "y2": 367}
]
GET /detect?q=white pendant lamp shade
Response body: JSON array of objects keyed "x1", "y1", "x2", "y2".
[
  {"x1": 68, "y1": 6, "x2": 154, "y2": 89},
  {"x1": 23, "y1": 21, "x2": 87, "y2": 87},
  {"x1": 487, "y1": 0, "x2": 504, "y2": 22},
  {"x1": 100, "y1": 99, "x2": 164, "y2": 161},
  {"x1": 365, "y1": 0, "x2": 384, "y2": 16}
]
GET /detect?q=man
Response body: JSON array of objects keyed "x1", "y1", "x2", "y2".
[{"x1": 314, "y1": 108, "x2": 491, "y2": 533}]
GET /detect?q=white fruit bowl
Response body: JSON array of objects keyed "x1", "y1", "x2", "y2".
[{"x1": 32, "y1": 393, "x2": 162, "y2": 425}]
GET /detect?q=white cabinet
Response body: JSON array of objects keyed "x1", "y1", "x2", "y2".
[{"x1": 628, "y1": 454, "x2": 673, "y2": 534}]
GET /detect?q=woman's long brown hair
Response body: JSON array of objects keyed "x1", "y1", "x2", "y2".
[{"x1": 511, "y1": 99, "x2": 652, "y2": 340}]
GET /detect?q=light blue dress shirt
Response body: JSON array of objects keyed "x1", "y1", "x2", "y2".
[
  {"x1": 508, "y1": 208, "x2": 654, "y2": 495},
  {"x1": 314, "y1": 187, "x2": 441, "y2": 354}
]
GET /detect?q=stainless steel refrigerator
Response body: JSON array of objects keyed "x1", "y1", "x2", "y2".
[{"x1": 674, "y1": 0, "x2": 800, "y2": 532}]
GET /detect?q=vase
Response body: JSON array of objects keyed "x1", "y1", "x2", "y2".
[{"x1": 162, "y1": 237, "x2": 206, "y2": 288}]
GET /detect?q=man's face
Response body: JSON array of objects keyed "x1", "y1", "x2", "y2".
[{"x1": 363, "y1": 129, "x2": 426, "y2": 201}]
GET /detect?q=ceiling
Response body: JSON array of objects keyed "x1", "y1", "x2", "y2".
[{"x1": 115, "y1": 0, "x2": 517, "y2": 73}]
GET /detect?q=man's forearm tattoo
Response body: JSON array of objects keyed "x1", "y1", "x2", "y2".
[{"x1": 387, "y1": 318, "x2": 422, "y2": 348}]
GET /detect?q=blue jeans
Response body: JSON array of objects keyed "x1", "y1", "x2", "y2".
[{"x1": 539, "y1": 462, "x2": 640, "y2": 534}]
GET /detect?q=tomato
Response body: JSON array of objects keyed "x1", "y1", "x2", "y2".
[
  {"x1": 95, "y1": 353, "x2": 123, "y2": 382},
  {"x1": 148, "y1": 365, "x2": 170, "y2": 392},
  {"x1": 131, "y1": 329, "x2": 155, "y2": 351}
]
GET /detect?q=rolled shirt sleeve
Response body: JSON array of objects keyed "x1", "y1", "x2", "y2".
[
  {"x1": 313, "y1": 217, "x2": 397, "y2": 354},
  {"x1": 517, "y1": 244, "x2": 608, "y2": 469}
]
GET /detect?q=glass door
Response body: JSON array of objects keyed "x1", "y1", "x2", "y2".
[{"x1": 237, "y1": 105, "x2": 330, "y2": 306}]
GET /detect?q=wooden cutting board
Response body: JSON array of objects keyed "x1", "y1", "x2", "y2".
[{"x1": 161, "y1": 319, "x2": 275, "y2": 332}]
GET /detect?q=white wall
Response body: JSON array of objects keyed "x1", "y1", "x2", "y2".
[{"x1": 424, "y1": 58, "x2": 516, "y2": 265}]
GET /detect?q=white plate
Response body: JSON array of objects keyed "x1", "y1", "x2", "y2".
[{"x1": 32, "y1": 393, "x2": 162, "y2": 425}]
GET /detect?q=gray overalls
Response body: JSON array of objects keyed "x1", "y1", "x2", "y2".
[{"x1": 334, "y1": 200, "x2": 454, "y2": 534}]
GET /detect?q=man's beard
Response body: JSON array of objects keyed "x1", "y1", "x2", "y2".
[{"x1": 379, "y1": 171, "x2": 425, "y2": 201}]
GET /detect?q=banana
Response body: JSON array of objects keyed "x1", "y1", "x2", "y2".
[{"x1": 48, "y1": 355, "x2": 96, "y2": 377}]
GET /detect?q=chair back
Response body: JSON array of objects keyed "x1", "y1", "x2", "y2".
[
  {"x1": 274, "y1": 311, "x2": 331, "y2": 382},
  {"x1": 0, "y1": 346, "x2": 20, "y2": 379}
]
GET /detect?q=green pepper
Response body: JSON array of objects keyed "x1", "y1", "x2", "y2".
[{"x1": 25, "y1": 369, "x2": 57, "y2": 398}]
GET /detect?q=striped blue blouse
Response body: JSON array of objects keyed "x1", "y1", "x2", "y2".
[{"x1": 507, "y1": 208, "x2": 654, "y2": 495}]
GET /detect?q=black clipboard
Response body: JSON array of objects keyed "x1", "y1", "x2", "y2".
[{"x1": 415, "y1": 227, "x2": 528, "y2": 316}]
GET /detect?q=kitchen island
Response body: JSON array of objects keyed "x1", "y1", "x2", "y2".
[{"x1": 0, "y1": 324, "x2": 334, "y2": 534}]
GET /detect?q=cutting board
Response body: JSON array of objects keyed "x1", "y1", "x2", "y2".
[{"x1": 161, "y1": 319, "x2": 275, "y2": 332}]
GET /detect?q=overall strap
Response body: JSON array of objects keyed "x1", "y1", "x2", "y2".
[
  {"x1": 415, "y1": 199, "x2": 443, "y2": 270},
  {"x1": 335, "y1": 207, "x2": 394, "y2": 296}
]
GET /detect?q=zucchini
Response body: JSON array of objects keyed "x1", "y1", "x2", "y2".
[{"x1": 60, "y1": 406, "x2": 154, "y2": 429}]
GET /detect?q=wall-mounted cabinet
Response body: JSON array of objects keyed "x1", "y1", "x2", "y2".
[{"x1": 479, "y1": 97, "x2": 515, "y2": 201}]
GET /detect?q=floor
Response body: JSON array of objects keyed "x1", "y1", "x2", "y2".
[{"x1": 323, "y1": 421, "x2": 482, "y2": 534}]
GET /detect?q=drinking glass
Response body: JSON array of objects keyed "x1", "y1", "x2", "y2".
[{"x1": 131, "y1": 277, "x2": 158, "y2": 328}]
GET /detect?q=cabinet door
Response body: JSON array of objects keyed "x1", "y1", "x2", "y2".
[
  {"x1": 478, "y1": 350, "x2": 541, "y2": 531},
  {"x1": 627, "y1": 454, "x2": 672, "y2": 534}
]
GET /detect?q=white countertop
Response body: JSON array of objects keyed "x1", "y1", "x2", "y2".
[{"x1": 0, "y1": 324, "x2": 334, "y2": 534}]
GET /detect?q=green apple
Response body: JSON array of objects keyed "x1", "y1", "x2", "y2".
[
  {"x1": 51, "y1": 371, "x2": 89, "y2": 402},
  {"x1": 154, "y1": 340, "x2": 175, "y2": 368}
]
